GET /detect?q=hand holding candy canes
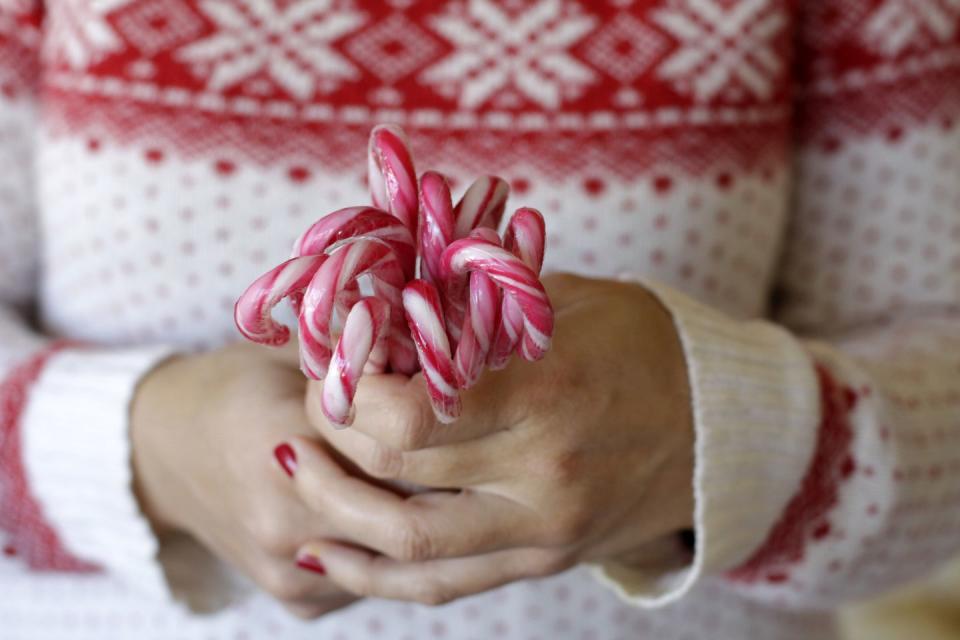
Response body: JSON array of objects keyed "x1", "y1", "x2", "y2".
[{"x1": 235, "y1": 125, "x2": 553, "y2": 426}]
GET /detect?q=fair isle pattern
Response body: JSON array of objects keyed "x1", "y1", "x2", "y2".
[
  {"x1": 0, "y1": 0, "x2": 40, "y2": 91},
  {"x1": 176, "y1": 1, "x2": 367, "y2": 100},
  {"x1": 0, "y1": 2, "x2": 959, "y2": 639},
  {"x1": 25, "y1": 0, "x2": 799, "y2": 175},
  {"x1": 0, "y1": 341, "x2": 98, "y2": 573},
  {"x1": 10, "y1": 0, "x2": 954, "y2": 176}
]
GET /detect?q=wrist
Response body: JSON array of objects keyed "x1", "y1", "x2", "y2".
[
  {"x1": 641, "y1": 283, "x2": 696, "y2": 535},
  {"x1": 130, "y1": 354, "x2": 190, "y2": 535}
]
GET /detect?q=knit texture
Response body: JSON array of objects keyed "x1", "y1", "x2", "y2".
[
  {"x1": 0, "y1": 1, "x2": 959, "y2": 639},
  {"x1": 20, "y1": 345, "x2": 178, "y2": 597}
]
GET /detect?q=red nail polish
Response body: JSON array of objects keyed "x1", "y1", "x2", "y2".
[
  {"x1": 273, "y1": 443, "x2": 297, "y2": 477},
  {"x1": 296, "y1": 554, "x2": 326, "y2": 575}
]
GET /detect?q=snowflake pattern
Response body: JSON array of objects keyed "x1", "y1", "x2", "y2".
[
  {"x1": 177, "y1": 0, "x2": 366, "y2": 101},
  {"x1": 652, "y1": 0, "x2": 787, "y2": 103},
  {"x1": 862, "y1": 0, "x2": 960, "y2": 56},
  {"x1": 801, "y1": 0, "x2": 873, "y2": 51},
  {"x1": 419, "y1": 0, "x2": 597, "y2": 109},
  {"x1": 113, "y1": 0, "x2": 205, "y2": 57},
  {"x1": 344, "y1": 12, "x2": 442, "y2": 84},
  {"x1": 582, "y1": 11, "x2": 669, "y2": 85},
  {"x1": 44, "y1": 0, "x2": 134, "y2": 69}
]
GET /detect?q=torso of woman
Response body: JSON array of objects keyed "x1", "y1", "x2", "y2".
[{"x1": 9, "y1": 0, "x2": 958, "y2": 637}]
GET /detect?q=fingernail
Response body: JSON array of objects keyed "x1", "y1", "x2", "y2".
[
  {"x1": 296, "y1": 553, "x2": 326, "y2": 575},
  {"x1": 273, "y1": 443, "x2": 298, "y2": 477}
]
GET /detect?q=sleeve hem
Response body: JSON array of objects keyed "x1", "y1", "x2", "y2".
[
  {"x1": 590, "y1": 280, "x2": 821, "y2": 607},
  {"x1": 20, "y1": 345, "x2": 180, "y2": 599}
]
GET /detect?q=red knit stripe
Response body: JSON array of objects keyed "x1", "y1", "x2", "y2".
[
  {"x1": 0, "y1": 342, "x2": 101, "y2": 573},
  {"x1": 726, "y1": 364, "x2": 858, "y2": 585}
]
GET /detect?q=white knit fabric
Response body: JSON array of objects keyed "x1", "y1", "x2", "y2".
[
  {"x1": 592, "y1": 282, "x2": 821, "y2": 606},
  {"x1": 0, "y1": 1, "x2": 959, "y2": 639},
  {"x1": 20, "y1": 346, "x2": 178, "y2": 599}
]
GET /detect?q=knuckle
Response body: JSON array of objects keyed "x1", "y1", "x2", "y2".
[
  {"x1": 546, "y1": 507, "x2": 591, "y2": 547},
  {"x1": 392, "y1": 515, "x2": 434, "y2": 562},
  {"x1": 394, "y1": 401, "x2": 433, "y2": 451},
  {"x1": 363, "y1": 442, "x2": 404, "y2": 479},
  {"x1": 528, "y1": 550, "x2": 574, "y2": 577},
  {"x1": 247, "y1": 514, "x2": 293, "y2": 555},
  {"x1": 284, "y1": 603, "x2": 326, "y2": 621},
  {"x1": 347, "y1": 571, "x2": 377, "y2": 600},
  {"x1": 413, "y1": 580, "x2": 456, "y2": 607},
  {"x1": 295, "y1": 470, "x2": 328, "y2": 513},
  {"x1": 258, "y1": 566, "x2": 304, "y2": 602},
  {"x1": 535, "y1": 445, "x2": 583, "y2": 486}
]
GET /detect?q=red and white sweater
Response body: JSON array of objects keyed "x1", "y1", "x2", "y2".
[{"x1": 1, "y1": 1, "x2": 959, "y2": 638}]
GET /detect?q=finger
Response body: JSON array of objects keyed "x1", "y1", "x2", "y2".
[
  {"x1": 232, "y1": 540, "x2": 342, "y2": 606},
  {"x1": 314, "y1": 416, "x2": 509, "y2": 487},
  {"x1": 282, "y1": 594, "x2": 356, "y2": 621},
  {"x1": 286, "y1": 437, "x2": 537, "y2": 561},
  {"x1": 297, "y1": 540, "x2": 573, "y2": 606},
  {"x1": 306, "y1": 373, "x2": 510, "y2": 451},
  {"x1": 540, "y1": 272, "x2": 593, "y2": 310}
]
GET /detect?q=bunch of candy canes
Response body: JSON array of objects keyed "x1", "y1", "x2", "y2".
[{"x1": 235, "y1": 125, "x2": 553, "y2": 426}]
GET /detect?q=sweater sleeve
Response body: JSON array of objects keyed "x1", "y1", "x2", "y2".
[
  {"x1": 592, "y1": 0, "x2": 960, "y2": 609},
  {"x1": 0, "y1": 2, "x2": 177, "y2": 598}
]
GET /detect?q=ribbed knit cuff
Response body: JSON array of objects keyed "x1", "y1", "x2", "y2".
[
  {"x1": 20, "y1": 346, "x2": 180, "y2": 599},
  {"x1": 590, "y1": 281, "x2": 820, "y2": 607}
]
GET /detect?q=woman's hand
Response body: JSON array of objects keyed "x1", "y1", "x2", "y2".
[
  {"x1": 299, "y1": 274, "x2": 695, "y2": 605},
  {"x1": 131, "y1": 342, "x2": 364, "y2": 619}
]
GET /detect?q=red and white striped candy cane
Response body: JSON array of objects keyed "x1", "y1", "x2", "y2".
[
  {"x1": 234, "y1": 254, "x2": 326, "y2": 346},
  {"x1": 292, "y1": 206, "x2": 416, "y2": 280},
  {"x1": 453, "y1": 176, "x2": 509, "y2": 239},
  {"x1": 321, "y1": 296, "x2": 391, "y2": 427},
  {"x1": 452, "y1": 228, "x2": 502, "y2": 388},
  {"x1": 236, "y1": 125, "x2": 555, "y2": 426},
  {"x1": 443, "y1": 177, "x2": 510, "y2": 342},
  {"x1": 402, "y1": 279, "x2": 461, "y2": 423},
  {"x1": 418, "y1": 171, "x2": 455, "y2": 288},
  {"x1": 292, "y1": 205, "x2": 418, "y2": 373},
  {"x1": 368, "y1": 125, "x2": 419, "y2": 235},
  {"x1": 299, "y1": 240, "x2": 406, "y2": 379},
  {"x1": 489, "y1": 208, "x2": 547, "y2": 368},
  {"x1": 441, "y1": 233, "x2": 553, "y2": 364},
  {"x1": 370, "y1": 260, "x2": 420, "y2": 376}
]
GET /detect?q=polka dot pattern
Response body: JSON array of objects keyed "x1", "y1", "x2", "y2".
[
  {"x1": 0, "y1": 0, "x2": 957, "y2": 634},
  {"x1": 35, "y1": 136, "x2": 353, "y2": 351},
  {"x1": 777, "y1": 121, "x2": 960, "y2": 333},
  {"x1": 531, "y1": 167, "x2": 789, "y2": 320},
  {"x1": 0, "y1": 561, "x2": 836, "y2": 640}
]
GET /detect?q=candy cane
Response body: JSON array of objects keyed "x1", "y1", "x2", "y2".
[
  {"x1": 453, "y1": 176, "x2": 509, "y2": 239},
  {"x1": 442, "y1": 177, "x2": 510, "y2": 342},
  {"x1": 236, "y1": 124, "x2": 556, "y2": 426},
  {"x1": 418, "y1": 171, "x2": 455, "y2": 288},
  {"x1": 454, "y1": 268, "x2": 501, "y2": 388},
  {"x1": 489, "y1": 208, "x2": 547, "y2": 368},
  {"x1": 293, "y1": 206, "x2": 416, "y2": 280},
  {"x1": 451, "y1": 228, "x2": 502, "y2": 387},
  {"x1": 322, "y1": 297, "x2": 391, "y2": 427},
  {"x1": 441, "y1": 235, "x2": 553, "y2": 363},
  {"x1": 235, "y1": 255, "x2": 326, "y2": 346},
  {"x1": 369, "y1": 261, "x2": 420, "y2": 376},
  {"x1": 402, "y1": 280, "x2": 461, "y2": 423},
  {"x1": 368, "y1": 124, "x2": 419, "y2": 235},
  {"x1": 299, "y1": 240, "x2": 406, "y2": 379}
]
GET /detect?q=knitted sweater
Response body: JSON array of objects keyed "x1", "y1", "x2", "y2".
[{"x1": 1, "y1": 1, "x2": 958, "y2": 638}]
